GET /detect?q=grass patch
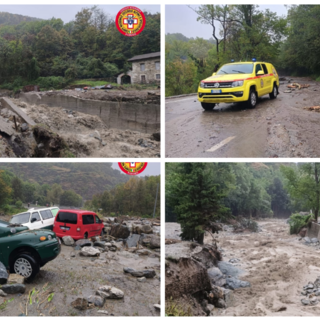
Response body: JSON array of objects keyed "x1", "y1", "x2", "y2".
[{"x1": 165, "y1": 299, "x2": 192, "y2": 316}]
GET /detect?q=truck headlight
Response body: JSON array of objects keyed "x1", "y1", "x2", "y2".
[
  {"x1": 200, "y1": 81, "x2": 205, "y2": 88},
  {"x1": 48, "y1": 235, "x2": 52, "y2": 240},
  {"x1": 232, "y1": 81, "x2": 244, "y2": 87}
]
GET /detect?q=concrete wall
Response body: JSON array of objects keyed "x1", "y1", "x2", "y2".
[
  {"x1": 131, "y1": 57, "x2": 160, "y2": 84},
  {"x1": 307, "y1": 222, "x2": 320, "y2": 239},
  {"x1": 19, "y1": 93, "x2": 160, "y2": 134}
]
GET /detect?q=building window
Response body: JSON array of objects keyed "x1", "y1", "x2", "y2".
[
  {"x1": 141, "y1": 75, "x2": 146, "y2": 83},
  {"x1": 156, "y1": 74, "x2": 160, "y2": 80},
  {"x1": 155, "y1": 61, "x2": 160, "y2": 70},
  {"x1": 140, "y1": 63, "x2": 145, "y2": 71}
]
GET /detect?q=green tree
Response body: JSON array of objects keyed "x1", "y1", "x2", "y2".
[
  {"x1": 166, "y1": 163, "x2": 234, "y2": 244},
  {"x1": 11, "y1": 176, "x2": 23, "y2": 201},
  {"x1": 47, "y1": 183, "x2": 63, "y2": 205}
]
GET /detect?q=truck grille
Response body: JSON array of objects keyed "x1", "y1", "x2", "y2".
[{"x1": 204, "y1": 82, "x2": 233, "y2": 88}]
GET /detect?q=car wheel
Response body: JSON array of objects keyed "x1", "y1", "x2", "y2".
[
  {"x1": 269, "y1": 84, "x2": 278, "y2": 99},
  {"x1": 247, "y1": 89, "x2": 257, "y2": 108},
  {"x1": 12, "y1": 253, "x2": 39, "y2": 281},
  {"x1": 201, "y1": 102, "x2": 215, "y2": 111}
]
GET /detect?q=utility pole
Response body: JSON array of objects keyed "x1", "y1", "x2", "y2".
[{"x1": 153, "y1": 183, "x2": 159, "y2": 218}]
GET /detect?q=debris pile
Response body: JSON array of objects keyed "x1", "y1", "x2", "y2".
[
  {"x1": 301, "y1": 277, "x2": 320, "y2": 306},
  {"x1": 303, "y1": 106, "x2": 320, "y2": 112}
]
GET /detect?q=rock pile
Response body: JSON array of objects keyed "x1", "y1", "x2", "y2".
[{"x1": 301, "y1": 277, "x2": 320, "y2": 306}]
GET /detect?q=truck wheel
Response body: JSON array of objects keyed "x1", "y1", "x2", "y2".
[
  {"x1": 12, "y1": 253, "x2": 39, "y2": 281},
  {"x1": 247, "y1": 89, "x2": 257, "y2": 108},
  {"x1": 269, "y1": 84, "x2": 278, "y2": 99},
  {"x1": 201, "y1": 102, "x2": 215, "y2": 111}
]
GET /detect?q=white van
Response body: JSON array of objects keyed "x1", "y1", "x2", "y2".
[{"x1": 9, "y1": 207, "x2": 59, "y2": 230}]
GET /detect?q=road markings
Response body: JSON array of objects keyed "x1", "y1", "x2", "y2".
[
  {"x1": 206, "y1": 136, "x2": 236, "y2": 153},
  {"x1": 166, "y1": 97, "x2": 196, "y2": 104}
]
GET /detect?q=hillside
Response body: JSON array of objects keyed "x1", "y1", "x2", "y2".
[
  {"x1": 0, "y1": 163, "x2": 130, "y2": 200},
  {"x1": 0, "y1": 11, "x2": 40, "y2": 26}
]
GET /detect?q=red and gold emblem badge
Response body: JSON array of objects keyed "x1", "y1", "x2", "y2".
[
  {"x1": 118, "y1": 162, "x2": 148, "y2": 175},
  {"x1": 115, "y1": 6, "x2": 146, "y2": 37}
]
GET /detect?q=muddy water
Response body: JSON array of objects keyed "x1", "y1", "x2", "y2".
[
  {"x1": 166, "y1": 77, "x2": 320, "y2": 158},
  {"x1": 0, "y1": 245, "x2": 160, "y2": 317}
]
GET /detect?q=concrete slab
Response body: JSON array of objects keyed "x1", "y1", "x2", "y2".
[
  {"x1": 0, "y1": 116, "x2": 15, "y2": 136},
  {"x1": 0, "y1": 97, "x2": 36, "y2": 126}
]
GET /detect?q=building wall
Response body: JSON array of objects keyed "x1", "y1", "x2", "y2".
[{"x1": 131, "y1": 57, "x2": 160, "y2": 84}]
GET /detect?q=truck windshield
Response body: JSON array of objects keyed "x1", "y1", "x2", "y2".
[
  {"x1": 10, "y1": 213, "x2": 30, "y2": 224},
  {"x1": 217, "y1": 64, "x2": 254, "y2": 75}
]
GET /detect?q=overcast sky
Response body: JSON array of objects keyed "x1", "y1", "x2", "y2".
[
  {"x1": 112, "y1": 162, "x2": 160, "y2": 177},
  {"x1": 166, "y1": 5, "x2": 288, "y2": 39},
  {"x1": 0, "y1": 5, "x2": 160, "y2": 22}
]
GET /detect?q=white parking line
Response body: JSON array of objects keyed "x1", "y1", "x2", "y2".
[
  {"x1": 206, "y1": 136, "x2": 236, "y2": 153},
  {"x1": 166, "y1": 97, "x2": 196, "y2": 104}
]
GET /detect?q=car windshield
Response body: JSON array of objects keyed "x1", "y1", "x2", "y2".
[
  {"x1": 10, "y1": 213, "x2": 30, "y2": 224},
  {"x1": 217, "y1": 64, "x2": 253, "y2": 75}
]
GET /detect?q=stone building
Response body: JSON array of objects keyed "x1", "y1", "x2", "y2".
[{"x1": 117, "y1": 52, "x2": 160, "y2": 85}]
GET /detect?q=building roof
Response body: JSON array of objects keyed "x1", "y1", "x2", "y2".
[{"x1": 128, "y1": 52, "x2": 160, "y2": 62}]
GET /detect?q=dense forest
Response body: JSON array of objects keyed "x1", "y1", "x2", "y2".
[
  {"x1": 166, "y1": 5, "x2": 320, "y2": 96},
  {"x1": 0, "y1": 163, "x2": 129, "y2": 200},
  {"x1": 0, "y1": 7, "x2": 160, "y2": 91},
  {"x1": 85, "y1": 175, "x2": 161, "y2": 217},
  {"x1": 166, "y1": 163, "x2": 319, "y2": 224},
  {"x1": 0, "y1": 164, "x2": 161, "y2": 217}
]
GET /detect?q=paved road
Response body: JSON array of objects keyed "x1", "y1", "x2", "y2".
[{"x1": 166, "y1": 77, "x2": 320, "y2": 158}]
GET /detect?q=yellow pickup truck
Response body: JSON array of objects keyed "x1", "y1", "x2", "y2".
[{"x1": 198, "y1": 61, "x2": 280, "y2": 110}]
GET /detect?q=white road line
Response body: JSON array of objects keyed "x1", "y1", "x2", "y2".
[
  {"x1": 166, "y1": 97, "x2": 197, "y2": 104},
  {"x1": 206, "y1": 136, "x2": 236, "y2": 153}
]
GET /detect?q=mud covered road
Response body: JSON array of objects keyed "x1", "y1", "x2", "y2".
[
  {"x1": 166, "y1": 77, "x2": 320, "y2": 158},
  {"x1": 0, "y1": 242, "x2": 160, "y2": 316}
]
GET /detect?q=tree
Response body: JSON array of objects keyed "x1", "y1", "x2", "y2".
[
  {"x1": 281, "y1": 163, "x2": 320, "y2": 221},
  {"x1": 11, "y1": 176, "x2": 23, "y2": 201},
  {"x1": 0, "y1": 170, "x2": 12, "y2": 207},
  {"x1": 166, "y1": 163, "x2": 234, "y2": 244},
  {"x1": 47, "y1": 183, "x2": 63, "y2": 205},
  {"x1": 60, "y1": 190, "x2": 82, "y2": 207}
]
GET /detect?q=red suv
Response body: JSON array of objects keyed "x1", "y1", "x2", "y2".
[{"x1": 53, "y1": 210, "x2": 104, "y2": 240}]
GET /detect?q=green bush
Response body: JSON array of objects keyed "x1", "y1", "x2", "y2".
[
  {"x1": 35, "y1": 76, "x2": 69, "y2": 89},
  {"x1": 15, "y1": 200, "x2": 23, "y2": 208},
  {"x1": 288, "y1": 213, "x2": 312, "y2": 235},
  {"x1": 316, "y1": 76, "x2": 320, "y2": 82},
  {"x1": 2, "y1": 204, "x2": 11, "y2": 214}
]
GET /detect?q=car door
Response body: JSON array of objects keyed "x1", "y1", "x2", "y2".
[
  {"x1": 261, "y1": 63, "x2": 272, "y2": 94},
  {"x1": 255, "y1": 63, "x2": 264, "y2": 97},
  {"x1": 82, "y1": 214, "x2": 94, "y2": 237},
  {"x1": 93, "y1": 215, "x2": 102, "y2": 236},
  {"x1": 29, "y1": 211, "x2": 43, "y2": 230},
  {"x1": 39, "y1": 209, "x2": 54, "y2": 230}
]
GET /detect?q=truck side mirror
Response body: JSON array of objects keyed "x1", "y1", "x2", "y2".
[
  {"x1": 257, "y1": 70, "x2": 264, "y2": 75},
  {"x1": 212, "y1": 72, "x2": 216, "y2": 76}
]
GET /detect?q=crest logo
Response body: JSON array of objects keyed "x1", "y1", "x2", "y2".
[
  {"x1": 115, "y1": 6, "x2": 146, "y2": 37},
  {"x1": 118, "y1": 162, "x2": 148, "y2": 175},
  {"x1": 214, "y1": 82, "x2": 220, "y2": 88}
]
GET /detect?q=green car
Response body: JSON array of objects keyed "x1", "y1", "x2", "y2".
[{"x1": 0, "y1": 220, "x2": 61, "y2": 281}]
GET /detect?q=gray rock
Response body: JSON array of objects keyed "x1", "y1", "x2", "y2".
[
  {"x1": 97, "y1": 310, "x2": 108, "y2": 315},
  {"x1": 218, "y1": 261, "x2": 244, "y2": 278},
  {"x1": 137, "y1": 277, "x2": 146, "y2": 282},
  {"x1": 88, "y1": 295, "x2": 105, "y2": 307},
  {"x1": 222, "y1": 288, "x2": 234, "y2": 307},
  {"x1": 125, "y1": 268, "x2": 156, "y2": 278},
  {"x1": 304, "y1": 237, "x2": 311, "y2": 244},
  {"x1": 207, "y1": 267, "x2": 226, "y2": 287},
  {"x1": 93, "y1": 241, "x2": 106, "y2": 249},
  {"x1": 154, "y1": 304, "x2": 161, "y2": 310},
  {"x1": 20, "y1": 123, "x2": 29, "y2": 132},
  {"x1": 75, "y1": 239, "x2": 92, "y2": 247},
  {"x1": 97, "y1": 286, "x2": 124, "y2": 299},
  {"x1": 62, "y1": 236, "x2": 74, "y2": 246},
  {"x1": 311, "y1": 238, "x2": 319, "y2": 243},
  {"x1": 74, "y1": 245, "x2": 81, "y2": 251},
  {"x1": 1, "y1": 284, "x2": 26, "y2": 294},
  {"x1": 109, "y1": 224, "x2": 130, "y2": 239},
  {"x1": 127, "y1": 234, "x2": 140, "y2": 248},
  {"x1": 0, "y1": 261, "x2": 8, "y2": 285},
  {"x1": 0, "y1": 289, "x2": 7, "y2": 297},
  {"x1": 123, "y1": 267, "x2": 135, "y2": 273},
  {"x1": 225, "y1": 277, "x2": 250, "y2": 290},
  {"x1": 301, "y1": 299, "x2": 310, "y2": 305},
  {"x1": 80, "y1": 246, "x2": 100, "y2": 257},
  {"x1": 149, "y1": 235, "x2": 160, "y2": 249}
]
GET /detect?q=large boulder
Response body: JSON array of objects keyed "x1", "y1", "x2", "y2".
[
  {"x1": 127, "y1": 234, "x2": 140, "y2": 248},
  {"x1": 0, "y1": 261, "x2": 8, "y2": 285},
  {"x1": 225, "y1": 277, "x2": 250, "y2": 290},
  {"x1": 62, "y1": 236, "x2": 75, "y2": 246},
  {"x1": 97, "y1": 286, "x2": 124, "y2": 299},
  {"x1": 88, "y1": 295, "x2": 104, "y2": 307},
  {"x1": 80, "y1": 246, "x2": 100, "y2": 257},
  {"x1": 150, "y1": 235, "x2": 160, "y2": 249},
  {"x1": 75, "y1": 239, "x2": 92, "y2": 247},
  {"x1": 1, "y1": 284, "x2": 26, "y2": 294},
  {"x1": 207, "y1": 267, "x2": 226, "y2": 287},
  {"x1": 132, "y1": 224, "x2": 153, "y2": 235},
  {"x1": 109, "y1": 223, "x2": 130, "y2": 239}
]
